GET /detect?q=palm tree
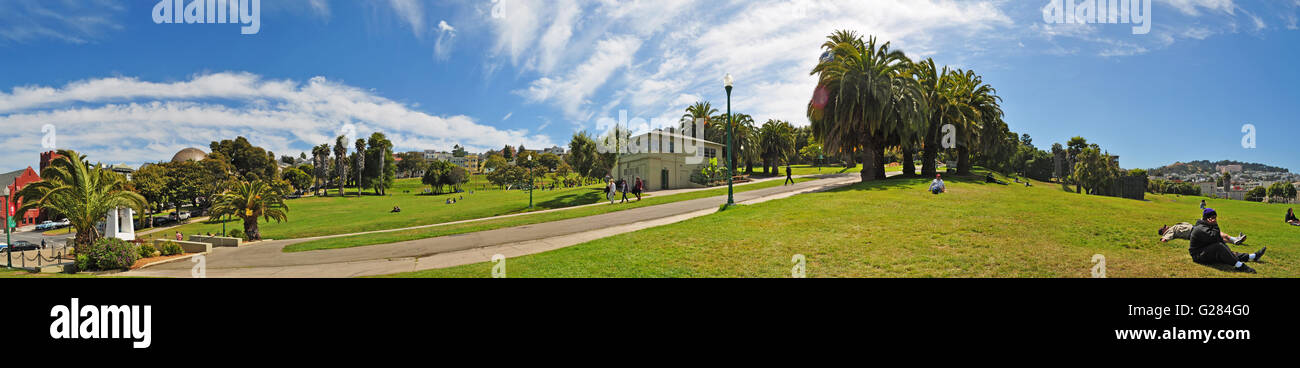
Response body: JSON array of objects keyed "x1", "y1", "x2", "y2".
[
  {"x1": 758, "y1": 120, "x2": 796, "y2": 174},
  {"x1": 354, "y1": 138, "x2": 366, "y2": 197},
  {"x1": 914, "y1": 58, "x2": 960, "y2": 177},
  {"x1": 311, "y1": 144, "x2": 330, "y2": 196},
  {"x1": 680, "y1": 101, "x2": 719, "y2": 140},
  {"x1": 333, "y1": 136, "x2": 348, "y2": 197},
  {"x1": 207, "y1": 181, "x2": 289, "y2": 241},
  {"x1": 949, "y1": 69, "x2": 1001, "y2": 175},
  {"x1": 809, "y1": 31, "x2": 914, "y2": 182},
  {"x1": 15, "y1": 150, "x2": 147, "y2": 246}
]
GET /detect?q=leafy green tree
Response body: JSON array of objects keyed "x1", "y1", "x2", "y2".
[
  {"x1": 16, "y1": 150, "x2": 147, "y2": 246},
  {"x1": 364, "y1": 132, "x2": 395, "y2": 195},
  {"x1": 1066, "y1": 136, "x2": 1089, "y2": 193},
  {"x1": 208, "y1": 180, "x2": 289, "y2": 241},
  {"x1": 131, "y1": 164, "x2": 170, "y2": 216},
  {"x1": 353, "y1": 139, "x2": 367, "y2": 197},
  {"x1": 395, "y1": 151, "x2": 428, "y2": 178},
  {"x1": 311, "y1": 144, "x2": 331, "y2": 196},
  {"x1": 282, "y1": 167, "x2": 313, "y2": 194},
  {"x1": 483, "y1": 154, "x2": 508, "y2": 173},
  {"x1": 538, "y1": 153, "x2": 562, "y2": 172},
  {"x1": 502, "y1": 145, "x2": 515, "y2": 161},
  {"x1": 210, "y1": 137, "x2": 277, "y2": 181},
  {"x1": 453, "y1": 144, "x2": 468, "y2": 157},
  {"x1": 1072, "y1": 147, "x2": 1116, "y2": 195},
  {"x1": 566, "y1": 132, "x2": 598, "y2": 182}
]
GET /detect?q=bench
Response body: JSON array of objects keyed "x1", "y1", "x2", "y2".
[{"x1": 153, "y1": 239, "x2": 212, "y2": 254}]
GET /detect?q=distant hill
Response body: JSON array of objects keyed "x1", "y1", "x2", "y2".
[{"x1": 1149, "y1": 160, "x2": 1290, "y2": 176}]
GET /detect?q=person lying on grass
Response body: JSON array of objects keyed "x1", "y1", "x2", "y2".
[
  {"x1": 1286, "y1": 208, "x2": 1299, "y2": 226},
  {"x1": 1160, "y1": 223, "x2": 1245, "y2": 244},
  {"x1": 1189, "y1": 208, "x2": 1267, "y2": 274}
]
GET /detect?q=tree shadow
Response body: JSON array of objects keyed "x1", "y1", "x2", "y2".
[{"x1": 536, "y1": 189, "x2": 605, "y2": 209}]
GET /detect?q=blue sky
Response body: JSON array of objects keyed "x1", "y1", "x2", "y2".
[{"x1": 1, "y1": 0, "x2": 1298, "y2": 173}]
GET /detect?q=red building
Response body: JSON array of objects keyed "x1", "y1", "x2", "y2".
[{"x1": 1, "y1": 167, "x2": 42, "y2": 227}]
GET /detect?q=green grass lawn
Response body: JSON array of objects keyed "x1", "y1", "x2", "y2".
[
  {"x1": 0, "y1": 267, "x2": 95, "y2": 278},
  {"x1": 285, "y1": 177, "x2": 816, "y2": 252},
  {"x1": 140, "y1": 175, "x2": 612, "y2": 241},
  {"x1": 383, "y1": 170, "x2": 1298, "y2": 278}
]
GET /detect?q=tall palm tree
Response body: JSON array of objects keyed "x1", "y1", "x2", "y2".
[
  {"x1": 680, "y1": 101, "x2": 719, "y2": 141},
  {"x1": 354, "y1": 138, "x2": 366, "y2": 197},
  {"x1": 208, "y1": 181, "x2": 289, "y2": 241},
  {"x1": 15, "y1": 150, "x2": 147, "y2": 246},
  {"x1": 809, "y1": 31, "x2": 913, "y2": 182},
  {"x1": 914, "y1": 58, "x2": 961, "y2": 177},
  {"x1": 949, "y1": 69, "x2": 1001, "y2": 175},
  {"x1": 311, "y1": 144, "x2": 330, "y2": 196},
  {"x1": 333, "y1": 136, "x2": 348, "y2": 197}
]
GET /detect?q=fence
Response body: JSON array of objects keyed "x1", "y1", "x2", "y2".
[{"x1": 4, "y1": 243, "x2": 71, "y2": 271}]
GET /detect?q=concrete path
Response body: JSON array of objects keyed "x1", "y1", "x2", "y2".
[{"x1": 119, "y1": 172, "x2": 874, "y2": 278}]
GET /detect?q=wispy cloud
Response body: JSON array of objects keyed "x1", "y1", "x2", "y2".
[
  {"x1": 0, "y1": 73, "x2": 554, "y2": 169},
  {"x1": 435, "y1": 20, "x2": 457, "y2": 60},
  {"x1": 0, "y1": 0, "x2": 124, "y2": 44}
]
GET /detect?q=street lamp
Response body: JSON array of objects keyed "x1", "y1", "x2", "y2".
[
  {"x1": 527, "y1": 155, "x2": 534, "y2": 209},
  {"x1": 724, "y1": 73, "x2": 735, "y2": 207},
  {"x1": 3, "y1": 186, "x2": 11, "y2": 268}
]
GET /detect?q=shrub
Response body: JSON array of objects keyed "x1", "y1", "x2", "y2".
[
  {"x1": 158, "y1": 241, "x2": 185, "y2": 256},
  {"x1": 138, "y1": 244, "x2": 158, "y2": 259},
  {"x1": 75, "y1": 254, "x2": 90, "y2": 272},
  {"x1": 228, "y1": 228, "x2": 244, "y2": 240},
  {"x1": 80, "y1": 237, "x2": 141, "y2": 271}
]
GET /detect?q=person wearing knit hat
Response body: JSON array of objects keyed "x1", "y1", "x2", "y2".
[
  {"x1": 1189, "y1": 208, "x2": 1267, "y2": 273},
  {"x1": 929, "y1": 174, "x2": 946, "y2": 195}
]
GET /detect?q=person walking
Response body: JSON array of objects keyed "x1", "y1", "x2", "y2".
[
  {"x1": 618, "y1": 177, "x2": 629, "y2": 204},
  {"x1": 784, "y1": 164, "x2": 794, "y2": 186},
  {"x1": 606, "y1": 179, "x2": 616, "y2": 205},
  {"x1": 634, "y1": 177, "x2": 644, "y2": 201}
]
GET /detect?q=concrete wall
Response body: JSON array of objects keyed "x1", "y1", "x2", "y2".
[
  {"x1": 189, "y1": 235, "x2": 242, "y2": 247},
  {"x1": 153, "y1": 239, "x2": 211, "y2": 254}
]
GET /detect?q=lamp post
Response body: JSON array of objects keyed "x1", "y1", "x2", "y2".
[
  {"x1": 3, "y1": 186, "x2": 11, "y2": 268},
  {"x1": 527, "y1": 155, "x2": 534, "y2": 209},
  {"x1": 724, "y1": 73, "x2": 735, "y2": 207}
]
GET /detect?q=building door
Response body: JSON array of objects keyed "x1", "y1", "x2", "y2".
[{"x1": 661, "y1": 169, "x2": 669, "y2": 190}]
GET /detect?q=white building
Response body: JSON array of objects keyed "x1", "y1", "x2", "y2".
[{"x1": 616, "y1": 131, "x2": 724, "y2": 191}]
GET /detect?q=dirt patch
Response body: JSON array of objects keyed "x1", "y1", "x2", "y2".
[{"x1": 130, "y1": 254, "x2": 195, "y2": 270}]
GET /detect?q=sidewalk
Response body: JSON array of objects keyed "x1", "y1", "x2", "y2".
[{"x1": 119, "y1": 173, "x2": 869, "y2": 278}]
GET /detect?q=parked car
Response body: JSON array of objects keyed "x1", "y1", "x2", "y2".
[
  {"x1": 56, "y1": 219, "x2": 71, "y2": 228},
  {"x1": 175, "y1": 211, "x2": 191, "y2": 221},
  {"x1": 1, "y1": 241, "x2": 39, "y2": 252},
  {"x1": 153, "y1": 217, "x2": 173, "y2": 226},
  {"x1": 35, "y1": 221, "x2": 57, "y2": 231}
]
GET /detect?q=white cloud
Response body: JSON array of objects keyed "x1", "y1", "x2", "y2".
[
  {"x1": 0, "y1": 73, "x2": 554, "y2": 169},
  {"x1": 435, "y1": 20, "x2": 457, "y2": 60},
  {"x1": 517, "y1": 35, "x2": 643, "y2": 121},
  {"x1": 0, "y1": 0, "x2": 124, "y2": 44},
  {"x1": 387, "y1": 0, "x2": 426, "y2": 37},
  {"x1": 1161, "y1": 0, "x2": 1236, "y2": 16}
]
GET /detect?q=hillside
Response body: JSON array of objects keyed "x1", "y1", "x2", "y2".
[
  {"x1": 1150, "y1": 160, "x2": 1290, "y2": 176},
  {"x1": 386, "y1": 171, "x2": 1298, "y2": 278}
]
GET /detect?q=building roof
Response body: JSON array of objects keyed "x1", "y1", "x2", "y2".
[
  {"x1": 0, "y1": 169, "x2": 26, "y2": 187},
  {"x1": 171, "y1": 148, "x2": 208, "y2": 163}
]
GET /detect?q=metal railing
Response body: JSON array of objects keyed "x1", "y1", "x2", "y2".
[{"x1": 4, "y1": 244, "x2": 70, "y2": 270}]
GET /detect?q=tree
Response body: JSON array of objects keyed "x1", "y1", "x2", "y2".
[
  {"x1": 1066, "y1": 137, "x2": 1089, "y2": 193},
  {"x1": 758, "y1": 119, "x2": 797, "y2": 174},
  {"x1": 486, "y1": 164, "x2": 527, "y2": 190},
  {"x1": 16, "y1": 150, "x2": 147, "y2": 246},
  {"x1": 333, "y1": 136, "x2": 348, "y2": 197},
  {"x1": 164, "y1": 160, "x2": 206, "y2": 210},
  {"x1": 1072, "y1": 147, "x2": 1115, "y2": 195},
  {"x1": 353, "y1": 139, "x2": 367, "y2": 197},
  {"x1": 395, "y1": 151, "x2": 426, "y2": 178},
  {"x1": 1245, "y1": 186, "x2": 1267, "y2": 202},
  {"x1": 1222, "y1": 172, "x2": 1233, "y2": 191},
  {"x1": 502, "y1": 145, "x2": 516, "y2": 161},
  {"x1": 282, "y1": 168, "x2": 313, "y2": 194},
  {"x1": 311, "y1": 144, "x2": 331, "y2": 196},
  {"x1": 208, "y1": 181, "x2": 289, "y2": 241},
  {"x1": 453, "y1": 144, "x2": 468, "y2": 157},
  {"x1": 809, "y1": 31, "x2": 914, "y2": 182},
  {"x1": 365, "y1": 132, "x2": 395, "y2": 195},
  {"x1": 566, "y1": 132, "x2": 598, "y2": 181},
  {"x1": 681, "y1": 102, "x2": 719, "y2": 139},
  {"x1": 483, "y1": 154, "x2": 508, "y2": 173},
  {"x1": 538, "y1": 153, "x2": 562, "y2": 172},
  {"x1": 131, "y1": 164, "x2": 170, "y2": 218},
  {"x1": 445, "y1": 165, "x2": 470, "y2": 192},
  {"x1": 210, "y1": 137, "x2": 277, "y2": 181}
]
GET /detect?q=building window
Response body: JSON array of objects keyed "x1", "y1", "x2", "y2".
[{"x1": 704, "y1": 148, "x2": 717, "y2": 160}]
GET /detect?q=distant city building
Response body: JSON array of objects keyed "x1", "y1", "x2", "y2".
[
  {"x1": 543, "y1": 146, "x2": 566, "y2": 156},
  {"x1": 424, "y1": 150, "x2": 480, "y2": 173},
  {"x1": 1216, "y1": 164, "x2": 1243, "y2": 174}
]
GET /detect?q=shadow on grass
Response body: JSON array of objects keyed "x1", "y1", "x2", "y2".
[{"x1": 535, "y1": 188, "x2": 605, "y2": 209}]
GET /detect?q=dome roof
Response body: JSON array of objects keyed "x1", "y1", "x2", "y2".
[{"x1": 171, "y1": 148, "x2": 208, "y2": 163}]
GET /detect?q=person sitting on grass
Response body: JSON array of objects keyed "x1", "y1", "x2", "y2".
[
  {"x1": 929, "y1": 174, "x2": 946, "y2": 194},
  {"x1": 1200, "y1": 200, "x2": 1207, "y2": 210},
  {"x1": 1160, "y1": 222, "x2": 1245, "y2": 244},
  {"x1": 1286, "y1": 208, "x2": 1299, "y2": 226},
  {"x1": 1189, "y1": 208, "x2": 1266, "y2": 274},
  {"x1": 985, "y1": 173, "x2": 1008, "y2": 185},
  {"x1": 392, "y1": 206, "x2": 402, "y2": 213}
]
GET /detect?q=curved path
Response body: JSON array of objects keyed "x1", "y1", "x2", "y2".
[{"x1": 120, "y1": 173, "x2": 872, "y2": 278}]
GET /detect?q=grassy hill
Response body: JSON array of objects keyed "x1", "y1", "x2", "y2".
[{"x1": 384, "y1": 170, "x2": 1298, "y2": 278}]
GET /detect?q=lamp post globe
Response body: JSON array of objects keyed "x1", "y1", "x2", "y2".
[{"x1": 723, "y1": 73, "x2": 735, "y2": 206}]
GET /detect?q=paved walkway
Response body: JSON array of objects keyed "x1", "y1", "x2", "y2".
[{"x1": 119, "y1": 172, "x2": 874, "y2": 278}]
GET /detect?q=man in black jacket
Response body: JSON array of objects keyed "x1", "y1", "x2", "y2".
[{"x1": 1190, "y1": 208, "x2": 1267, "y2": 273}]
